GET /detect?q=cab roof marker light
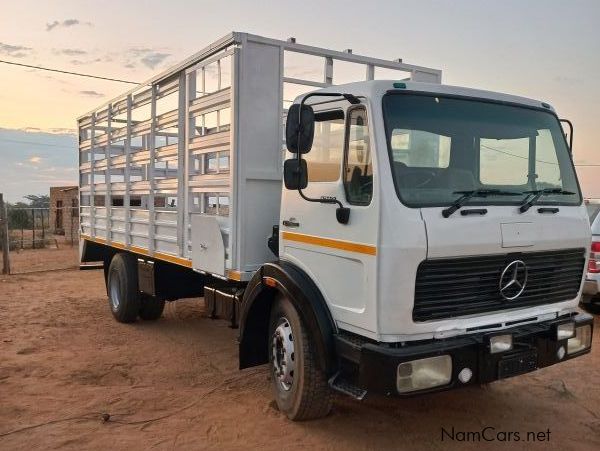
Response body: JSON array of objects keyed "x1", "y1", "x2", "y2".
[{"x1": 393, "y1": 82, "x2": 406, "y2": 89}]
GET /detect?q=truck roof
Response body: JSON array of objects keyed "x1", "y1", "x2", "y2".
[{"x1": 315, "y1": 80, "x2": 554, "y2": 112}]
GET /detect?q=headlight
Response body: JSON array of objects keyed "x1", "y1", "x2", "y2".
[
  {"x1": 567, "y1": 325, "x2": 592, "y2": 355},
  {"x1": 489, "y1": 334, "x2": 513, "y2": 354},
  {"x1": 397, "y1": 355, "x2": 452, "y2": 393},
  {"x1": 556, "y1": 322, "x2": 575, "y2": 340}
]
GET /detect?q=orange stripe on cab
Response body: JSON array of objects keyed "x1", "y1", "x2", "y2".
[{"x1": 282, "y1": 231, "x2": 377, "y2": 256}]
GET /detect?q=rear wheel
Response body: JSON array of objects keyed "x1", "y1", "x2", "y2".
[
  {"x1": 269, "y1": 296, "x2": 332, "y2": 421},
  {"x1": 139, "y1": 294, "x2": 165, "y2": 320},
  {"x1": 107, "y1": 253, "x2": 140, "y2": 323}
]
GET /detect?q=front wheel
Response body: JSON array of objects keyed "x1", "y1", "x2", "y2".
[
  {"x1": 269, "y1": 296, "x2": 332, "y2": 421},
  {"x1": 581, "y1": 295, "x2": 600, "y2": 314}
]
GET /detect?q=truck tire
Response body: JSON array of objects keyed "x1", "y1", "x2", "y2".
[
  {"x1": 139, "y1": 294, "x2": 165, "y2": 320},
  {"x1": 269, "y1": 295, "x2": 332, "y2": 421},
  {"x1": 107, "y1": 253, "x2": 140, "y2": 323},
  {"x1": 582, "y1": 295, "x2": 600, "y2": 314}
]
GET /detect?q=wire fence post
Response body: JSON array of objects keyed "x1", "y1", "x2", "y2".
[
  {"x1": 70, "y1": 209, "x2": 75, "y2": 246},
  {"x1": 31, "y1": 208, "x2": 35, "y2": 249},
  {"x1": 41, "y1": 209, "x2": 46, "y2": 246},
  {"x1": 0, "y1": 193, "x2": 11, "y2": 275}
]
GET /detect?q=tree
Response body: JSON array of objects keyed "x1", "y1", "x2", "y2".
[
  {"x1": 7, "y1": 203, "x2": 31, "y2": 230},
  {"x1": 24, "y1": 194, "x2": 50, "y2": 208}
]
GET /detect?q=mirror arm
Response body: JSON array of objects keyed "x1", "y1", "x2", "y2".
[
  {"x1": 293, "y1": 92, "x2": 357, "y2": 224},
  {"x1": 559, "y1": 118, "x2": 574, "y2": 152}
]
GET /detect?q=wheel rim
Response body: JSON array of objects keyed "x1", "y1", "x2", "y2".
[
  {"x1": 109, "y1": 274, "x2": 120, "y2": 310},
  {"x1": 272, "y1": 317, "x2": 295, "y2": 391}
]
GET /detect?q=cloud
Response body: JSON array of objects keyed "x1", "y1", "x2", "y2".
[
  {"x1": 15, "y1": 126, "x2": 76, "y2": 135},
  {"x1": 28, "y1": 156, "x2": 42, "y2": 164},
  {"x1": 53, "y1": 48, "x2": 88, "y2": 56},
  {"x1": 140, "y1": 52, "x2": 171, "y2": 69},
  {"x1": 79, "y1": 90, "x2": 104, "y2": 98},
  {"x1": 69, "y1": 57, "x2": 103, "y2": 66},
  {"x1": 0, "y1": 42, "x2": 33, "y2": 58},
  {"x1": 124, "y1": 47, "x2": 172, "y2": 69},
  {"x1": 46, "y1": 19, "x2": 92, "y2": 32}
]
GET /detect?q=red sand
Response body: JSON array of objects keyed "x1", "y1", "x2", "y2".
[{"x1": 0, "y1": 253, "x2": 599, "y2": 450}]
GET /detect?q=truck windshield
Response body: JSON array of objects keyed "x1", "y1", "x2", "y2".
[{"x1": 382, "y1": 93, "x2": 581, "y2": 208}]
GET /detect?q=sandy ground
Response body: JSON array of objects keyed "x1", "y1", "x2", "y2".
[{"x1": 0, "y1": 255, "x2": 599, "y2": 450}]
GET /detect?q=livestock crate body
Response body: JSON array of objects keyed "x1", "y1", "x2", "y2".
[{"x1": 78, "y1": 32, "x2": 442, "y2": 281}]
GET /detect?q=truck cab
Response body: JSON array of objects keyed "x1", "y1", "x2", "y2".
[
  {"x1": 281, "y1": 80, "x2": 590, "y2": 338},
  {"x1": 254, "y1": 79, "x2": 594, "y2": 411}
]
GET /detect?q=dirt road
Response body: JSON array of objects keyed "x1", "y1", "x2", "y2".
[{"x1": 1, "y1": 260, "x2": 599, "y2": 450}]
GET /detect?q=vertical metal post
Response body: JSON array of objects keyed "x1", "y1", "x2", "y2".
[
  {"x1": 78, "y1": 119, "x2": 82, "y2": 246},
  {"x1": 90, "y1": 113, "x2": 97, "y2": 237},
  {"x1": 177, "y1": 71, "x2": 187, "y2": 257},
  {"x1": 229, "y1": 44, "x2": 243, "y2": 271},
  {"x1": 31, "y1": 209, "x2": 35, "y2": 249},
  {"x1": 124, "y1": 95, "x2": 132, "y2": 247},
  {"x1": 324, "y1": 57, "x2": 333, "y2": 85},
  {"x1": 71, "y1": 210, "x2": 74, "y2": 246},
  {"x1": 366, "y1": 64, "x2": 375, "y2": 81},
  {"x1": 105, "y1": 104, "x2": 113, "y2": 243},
  {"x1": 41, "y1": 209, "x2": 45, "y2": 246},
  {"x1": 0, "y1": 194, "x2": 10, "y2": 275},
  {"x1": 184, "y1": 71, "x2": 196, "y2": 258},
  {"x1": 148, "y1": 85, "x2": 157, "y2": 254}
]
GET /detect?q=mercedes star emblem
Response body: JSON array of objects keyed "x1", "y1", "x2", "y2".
[{"x1": 499, "y1": 260, "x2": 528, "y2": 300}]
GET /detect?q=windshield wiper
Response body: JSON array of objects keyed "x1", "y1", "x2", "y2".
[
  {"x1": 519, "y1": 188, "x2": 576, "y2": 213},
  {"x1": 442, "y1": 189, "x2": 521, "y2": 218}
]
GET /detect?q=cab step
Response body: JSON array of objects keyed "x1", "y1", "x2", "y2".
[{"x1": 329, "y1": 373, "x2": 367, "y2": 401}]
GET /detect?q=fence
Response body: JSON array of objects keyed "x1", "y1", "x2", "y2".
[
  {"x1": 1, "y1": 194, "x2": 80, "y2": 275},
  {"x1": 6, "y1": 206, "x2": 79, "y2": 250}
]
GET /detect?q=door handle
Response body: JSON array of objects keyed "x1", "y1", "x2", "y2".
[{"x1": 282, "y1": 218, "x2": 300, "y2": 228}]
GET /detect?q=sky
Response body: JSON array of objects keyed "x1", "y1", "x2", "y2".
[{"x1": 0, "y1": 0, "x2": 599, "y2": 202}]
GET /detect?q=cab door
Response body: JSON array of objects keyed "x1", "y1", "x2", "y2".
[{"x1": 280, "y1": 104, "x2": 379, "y2": 336}]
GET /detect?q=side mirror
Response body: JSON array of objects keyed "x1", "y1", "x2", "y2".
[
  {"x1": 283, "y1": 158, "x2": 308, "y2": 190},
  {"x1": 286, "y1": 104, "x2": 314, "y2": 154}
]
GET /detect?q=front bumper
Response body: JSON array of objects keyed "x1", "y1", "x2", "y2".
[{"x1": 336, "y1": 313, "x2": 593, "y2": 396}]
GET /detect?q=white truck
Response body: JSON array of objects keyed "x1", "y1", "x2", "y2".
[{"x1": 78, "y1": 32, "x2": 594, "y2": 420}]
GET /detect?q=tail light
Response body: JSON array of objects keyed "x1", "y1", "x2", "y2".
[{"x1": 589, "y1": 241, "x2": 600, "y2": 274}]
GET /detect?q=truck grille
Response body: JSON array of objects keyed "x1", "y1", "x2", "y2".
[{"x1": 413, "y1": 248, "x2": 585, "y2": 321}]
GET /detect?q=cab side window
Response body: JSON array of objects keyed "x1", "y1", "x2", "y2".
[
  {"x1": 344, "y1": 108, "x2": 372, "y2": 205},
  {"x1": 304, "y1": 110, "x2": 345, "y2": 182}
]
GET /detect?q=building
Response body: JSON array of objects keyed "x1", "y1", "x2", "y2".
[{"x1": 49, "y1": 186, "x2": 78, "y2": 237}]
